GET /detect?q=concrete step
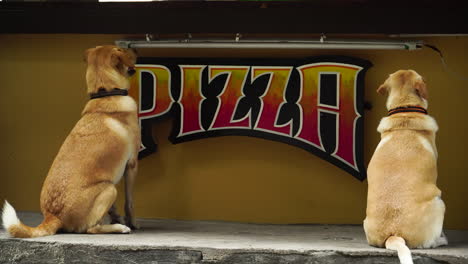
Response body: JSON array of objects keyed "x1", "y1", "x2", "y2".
[{"x1": 1, "y1": 212, "x2": 467, "y2": 264}]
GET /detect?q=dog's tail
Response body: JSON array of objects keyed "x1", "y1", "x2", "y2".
[
  {"x1": 2, "y1": 200, "x2": 62, "y2": 238},
  {"x1": 385, "y1": 236, "x2": 413, "y2": 264}
]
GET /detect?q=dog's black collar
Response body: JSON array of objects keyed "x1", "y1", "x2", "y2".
[
  {"x1": 89, "y1": 88, "x2": 128, "y2": 100},
  {"x1": 388, "y1": 106, "x2": 427, "y2": 116}
]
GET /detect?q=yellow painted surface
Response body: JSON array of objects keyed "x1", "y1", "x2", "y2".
[{"x1": 0, "y1": 34, "x2": 467, "y2": 229}]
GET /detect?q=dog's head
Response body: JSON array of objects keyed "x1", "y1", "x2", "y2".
[
  {"x1": 377, "y1": 69, "x2": 428, "y2": 110},
  {"x1": 84, "y1": 45, "x2": 137, "y2": 94}
]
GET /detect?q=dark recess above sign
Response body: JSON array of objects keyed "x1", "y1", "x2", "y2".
[{"x1": 0, "y1": 1, "x2": 467, "y2": 34}]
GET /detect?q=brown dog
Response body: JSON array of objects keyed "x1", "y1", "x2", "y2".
[
  {"x1": 364, "y1": 70, "x2": 447, "y2": 264},
  {"x1": 2, "y1": 45, "x2": 140, "y2": 237}
]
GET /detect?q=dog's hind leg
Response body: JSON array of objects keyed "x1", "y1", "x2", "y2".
[
  {"x1": 418, "y1": 196, "x2": 447, "y2": 248},
  {"x1": 124, "y1": 157, "x2": 138, "y2": 230},
  {"x1": 85, "y1": 184, "x2": 130, "y2": 234},
  {"x1": 426, "y1": 197, "x2": 447, "y2": 248}
]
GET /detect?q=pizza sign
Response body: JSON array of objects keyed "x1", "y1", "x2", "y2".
[{"x1": 132, "y1": 56, "x2": 372, "y2": 180}]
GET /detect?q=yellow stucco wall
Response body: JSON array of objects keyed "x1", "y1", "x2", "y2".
[{"x1": 1, "y1": 34, "x2": 467, "y2": 229}]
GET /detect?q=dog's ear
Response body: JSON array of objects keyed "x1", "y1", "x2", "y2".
[
  {"x1": 83, "y1": 48, "x2": 93, "y2": 63},
  {"x1": 414, "y1": 78, "x2": 428, "y2": 99},
  {"x1": 377, "y1": 83, "x2": 388, "y2": 95},
  {"x1": 112, "y1": 48, "x2": 136, "y2": 68}
]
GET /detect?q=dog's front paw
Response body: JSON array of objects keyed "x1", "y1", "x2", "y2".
[{"x1": 125, "y1": 217, "x2": 140, "y2": 230}]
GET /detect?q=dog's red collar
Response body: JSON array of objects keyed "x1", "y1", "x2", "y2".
[
  {"x1": 90, "y1": 88, "x2": 128, "y2": 100},
  {"x1": 388, "y1": 106, "x2": 428, "y2": 116}
]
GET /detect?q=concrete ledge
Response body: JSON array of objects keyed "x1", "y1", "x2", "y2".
[{"x1": 1, "y1": 212, "x2": 467, "y2": 264}]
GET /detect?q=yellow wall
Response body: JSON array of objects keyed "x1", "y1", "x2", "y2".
[{"x1": 1, "y1": 34, "x2": 467, "y2": 229}]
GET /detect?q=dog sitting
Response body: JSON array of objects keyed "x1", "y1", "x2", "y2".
[
  {"x1": 364, "y1": 70, "x2": 447, "y2": 264},
  {"x1": 2, "y1": 45, "x2": 140, "y2": 237}
]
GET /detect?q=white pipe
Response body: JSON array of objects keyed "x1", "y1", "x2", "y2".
[
  {"x1": 389, "y1": 34, "x2": 468, "y2": 37},
  {"x1": 116, "y1": 39, "x2": 423, "y2": 51}
]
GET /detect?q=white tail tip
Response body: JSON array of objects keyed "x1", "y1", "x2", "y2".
[
  {"x1": 386, "y1": 236, "x2": 414, "y2": 264},
  {"x1": 2, "y1": 200, "x2": 20, "y2": 230}
]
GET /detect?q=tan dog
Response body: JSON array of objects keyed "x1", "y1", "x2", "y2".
[
  {"x1": 364, "y1": 70, "x2": 447, "y2": 264},
  {"x1": 2, "y1": 45, "x2": 140, "y2": 237}
]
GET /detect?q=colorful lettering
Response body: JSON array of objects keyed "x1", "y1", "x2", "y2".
[
  {"x1": 208, "y1": 66, "x2": 251, "y2": 130},
  {"x1": 252, "y1": 67, "x2": 294, "y2": 136}
]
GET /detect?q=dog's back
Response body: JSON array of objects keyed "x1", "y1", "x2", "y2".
[
  {"x1": 365, "y1": 114, "x2": 442, "y2": 248},
  {"x1": 40, "y1": 95, "x2": 138, "y2": 232},
  {"x1": 364, "y1": 70, "x2": 447, "y2": 264},
  {"x1": 2, "y1": 45, "x2": 139, "y2": 237}
]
